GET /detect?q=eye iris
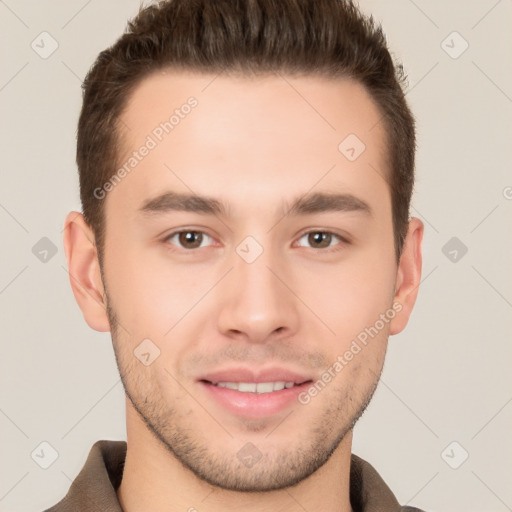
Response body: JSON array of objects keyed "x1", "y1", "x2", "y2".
[
  {"x1": 309, "y1": 232, "x2": 331, "y2": 248},
  {"x1": 179, "y1": 231, "x2": 202, "y2": 249}
]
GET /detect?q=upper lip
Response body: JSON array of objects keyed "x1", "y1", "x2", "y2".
[{"x1": 199, "y1": 367, "x2": 313, "y2": 385}]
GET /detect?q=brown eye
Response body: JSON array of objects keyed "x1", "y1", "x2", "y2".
[
  {"x1": 308, "y1": 232, "x2": 332, "y2": 248},
  {"x1": 167, "y1": 231, "x2": 212, "y2": 249},
  {"x1": 179, "y1": 231, "x2": 202, "y2": 248},
  {"x1": 296, "y1": 231, "x2": 344, "y2": 251}
]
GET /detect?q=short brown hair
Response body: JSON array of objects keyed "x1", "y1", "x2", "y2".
[{"x1": 77, "y1": 0, "x2": 415, "y2": 262}]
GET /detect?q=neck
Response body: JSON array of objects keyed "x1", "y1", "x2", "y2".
[{"x1": 117, "y1": 399, "x2": 354, "y2": 512}]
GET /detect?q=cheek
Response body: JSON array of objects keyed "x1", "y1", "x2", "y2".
[
  {"x1": 296, "y1": 253, "x2": 396, "y2": 342},
  {"x1": 104, "y1": 247, "x2": 221, "y2": 379},
  {"x1": 108, "y1": 269, "x2": 167, "y2": 334}
]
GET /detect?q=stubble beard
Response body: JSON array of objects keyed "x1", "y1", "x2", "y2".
[{"x1": 106, "y1": 299, "x2": 383, "y2": 492}]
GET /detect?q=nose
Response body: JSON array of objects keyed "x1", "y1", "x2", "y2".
[{"x1": 216, "y1": 245, "x2": 300, "y2": 344}]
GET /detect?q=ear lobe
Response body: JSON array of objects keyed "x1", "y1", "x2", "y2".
[
  {"x1": 63, "y1": 211, "x2": 111, "y2": 332},
  {"x1": 389, "y1": 217, "x2": 424, "y2": 336}
]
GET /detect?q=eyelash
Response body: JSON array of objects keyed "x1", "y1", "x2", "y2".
[{"x1": 163, "y1": 229, "x2": 349, "y2": 253}]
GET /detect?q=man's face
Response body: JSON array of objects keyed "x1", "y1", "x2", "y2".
[{"x1": 101, "y1": 71, "x2": 399, "y2": 491}]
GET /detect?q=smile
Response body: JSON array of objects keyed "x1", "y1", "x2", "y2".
[{"x1": 209, "y1": 381, "x2": 297, "y2": 393}]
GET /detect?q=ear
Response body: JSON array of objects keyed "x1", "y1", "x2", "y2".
[
  {"x1": 63, "y1": 211, "x2": 111, "y2": 332},
  {"x1": 389, "y1": 217, "x2": 424, "y2": 335}
]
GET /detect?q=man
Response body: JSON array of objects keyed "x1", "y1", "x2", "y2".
[{"x1": 49, "y1": 0, "x2": 425, "y2": 510}]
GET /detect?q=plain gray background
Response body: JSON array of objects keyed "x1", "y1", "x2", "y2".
[{"x1": 1, "y1": 1, "x2": 511, "y2": 511}]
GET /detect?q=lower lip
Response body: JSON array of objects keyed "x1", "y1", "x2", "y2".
[{"x1": 199, "y1": 381, "x2": 311, "y2": 419}]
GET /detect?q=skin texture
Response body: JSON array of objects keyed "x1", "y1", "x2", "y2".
[{"x1": 64, "y1": 71, "x2": 423, "y2": 512}]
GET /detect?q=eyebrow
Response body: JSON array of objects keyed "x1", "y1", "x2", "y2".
[
  {"x1": 287, "y1": 192, "x2": 372, "y2": 217},
  {"x1": 139, "y1": 191, "x2": 372, "y2": 218},
  {"x1": 140, "y1": 191, "x2": 228, "y2": 216}
]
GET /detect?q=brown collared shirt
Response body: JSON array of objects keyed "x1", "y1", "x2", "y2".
[{"x1": 43, "y1": 440, "x2": 425, "y2": 512}]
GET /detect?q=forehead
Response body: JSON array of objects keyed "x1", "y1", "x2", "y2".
[{"x1": 110, "y1": 70, "x2": 388, "y2": 216}]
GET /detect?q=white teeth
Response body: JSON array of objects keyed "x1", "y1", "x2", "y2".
[
  {"x1": 255, "y1": 382, "x2": 274, "y2": 393},
  {"x1": 238, "y1": 382, "x2": 257, "y2": 392},
  {"x1": 272, "y1": 381, "x2": 286, "y2": 391},
  {"x1": 213, "y1": 381, "x2": 295, "y2": 393}
]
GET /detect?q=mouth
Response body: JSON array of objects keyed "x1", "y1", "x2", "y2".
[
  {"x1": 201, "y1": 380, "x2": 310, "y2": 394},
  {"x1": 197, "y1": 370, "x2": 313, "y2": 419}
]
